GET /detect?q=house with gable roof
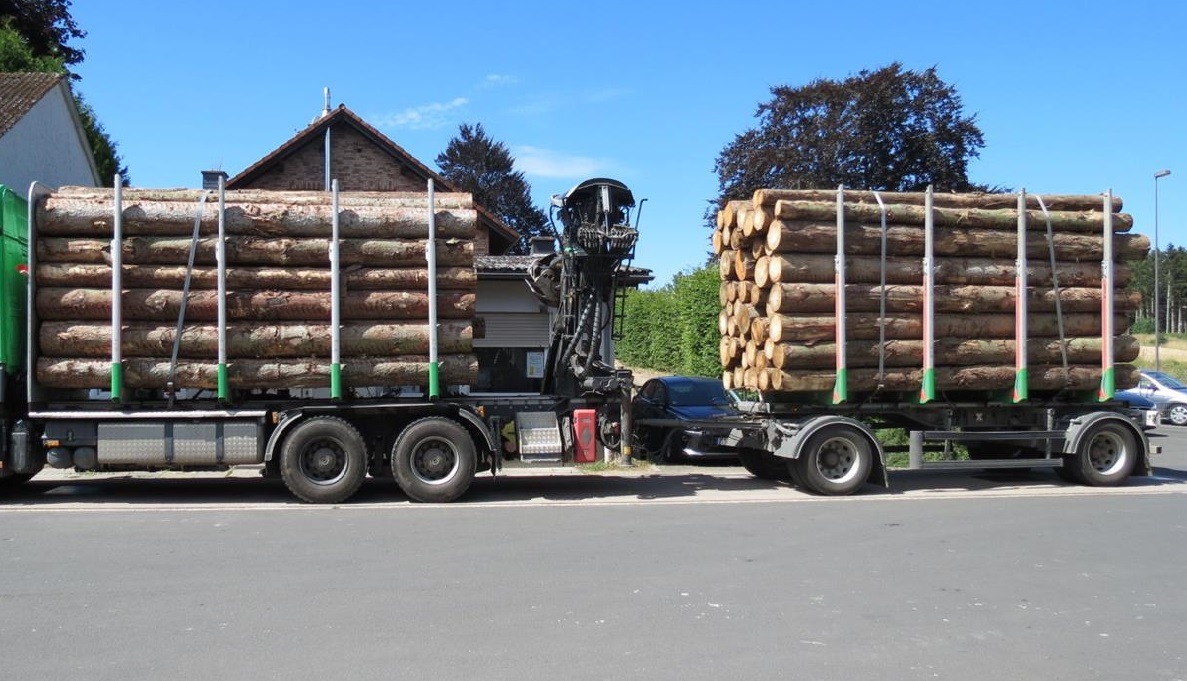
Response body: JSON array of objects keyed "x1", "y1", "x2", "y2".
[{"x1": 0, "y1": 72, "x2": 99, "y2": 194}]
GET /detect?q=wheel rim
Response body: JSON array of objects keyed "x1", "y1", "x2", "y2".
[
  {"x1": 813, "y1": 436, "x2": 861, "y2": 483},
  {"x1": 1086, "y1": 431, "x2": 1128, "y2": 476},
  {"x1": 1171, "y1": 406, "x2": 1187, "y2": 424},
  {"x1": 410, "y1": 436, "x2": 460, "y2": 485},
  {"x1": 300, "y1": 439, "x2": 348, "y2": 486}
]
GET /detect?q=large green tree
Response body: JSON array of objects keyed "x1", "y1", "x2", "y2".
[
  {"x1": 713, "y1": 63, "x2": 985, "y2": 211},
  {"x1": 0, "y1": 4, "x2": 127, "y2": 186},
  {"x1": 436, "y1": 123, "x2": 549, "y2": 255},
  {"x1": 0, "y1": 0, "x2": 83, "y2": 67}
]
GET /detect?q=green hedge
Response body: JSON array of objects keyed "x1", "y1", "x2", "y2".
[{"x1": 619, "y1": 265, "x2": 721, "y2": 376}]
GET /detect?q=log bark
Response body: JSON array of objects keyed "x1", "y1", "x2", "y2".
[
  {"x1": 766, "y1": 312, "x2": 1130, "y2": 344},
  {"x1": 37, "y1": 236, "x2": 475, "y2": 268},
  {"x1": 37, "y1": 288, "x2": 476, "y2": 322},
  {"x1": 766, "y1": 336, "x2": 1140, "y2": 370},
  {"x1": 764, "y1": 283, "x2": 1138, "y2": 315},
  {"x1": 771, "y1": 200, "x2": 1132, "y2": 233},
  {"x1": 38, "y1": 197, "x2": 477, "y2": 239},
  {"x1": 766, "y1": 364, "x2": 1139, "y2": 393},
  {"x1": 766, "y1": 253, "x2": 1128, "y2": 287},
  {"x1": 36, "y1": 355, "x2": 478, "y2": 390},
  {"x1": 751, "y1": 188, "x2": 1122, "y2": 212},
  {"x1": 40, "y1": 321, "x2": 474, "y2": 359},
  {"x1": 35, "y1": 263, "x2": 477, "y2": 291},
  {"x1": 763, "y1": 220, "x2": 1148, "y2": 261}
]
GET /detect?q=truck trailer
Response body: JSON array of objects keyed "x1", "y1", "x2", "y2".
[{"x1": 682, "y1": 186, "x2": 1155, "y2": 495}]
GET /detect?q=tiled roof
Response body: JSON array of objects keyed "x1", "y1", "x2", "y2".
[
  {"x1": 227, "y1": 105, "x2": 519, "y2": 248},
  {"x1": 0, "y1": 72, "x2": 62, "y2": 137}
]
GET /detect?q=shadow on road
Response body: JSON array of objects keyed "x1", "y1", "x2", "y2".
[{"x1": 2, "y1": 460, "x2": 1185, "y2": 507}]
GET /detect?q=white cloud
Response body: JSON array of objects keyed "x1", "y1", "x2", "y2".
[
  {"x1": 514, "y1": 146, "x2": 610, "y2": 179},
  {"x1": 480, "y1": 74, "x2": 519, "y2": 88},
  {"x1": 373, "y1": 97, "x2": 469, "y2": 130},
  {"x1": 584, "y1": 87, "x2": 629, "y2": 103}
]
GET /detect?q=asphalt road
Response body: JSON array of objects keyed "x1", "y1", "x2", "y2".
[{"x1": 1, "y1": 428, "x2": 1186, "y2": 680}]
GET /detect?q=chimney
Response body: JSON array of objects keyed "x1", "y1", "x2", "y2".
[
  {"x1": 201, "y1": 170, "x2": 228, "y2": 190},
  {"x1": 529, "y1": 236, "x2": 556, "y2": 255}
]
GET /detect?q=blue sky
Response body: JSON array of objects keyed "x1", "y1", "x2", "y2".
[{"x1": 69, "y1": 0, "x2": 1185, "y2": 288}]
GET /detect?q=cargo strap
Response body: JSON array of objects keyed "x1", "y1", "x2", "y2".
[
  {"x1": 1036, "y1": 196, "x2": 1072, "y2": 386},
  {"x1": 167, "y1": 192, "x2": 210, "y2": 406}
]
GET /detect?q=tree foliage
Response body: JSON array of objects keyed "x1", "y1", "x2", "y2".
[
  {"x1": 0, "y1": 9, "x2": 127, "y2": 186},
  {"x1": 713, "y1": 63, "x2": 985, "y2": 212},
  {"x1": 0, "y1": 0, "x2": 83, "y2": 67},
  {"x1": 617, "y1": 265, "x2": 721, "y2": 377},
  {"x1": 436, "y1": 123, "x2": 549, "y2": 255}
]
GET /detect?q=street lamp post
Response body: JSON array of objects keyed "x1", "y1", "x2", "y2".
[{"x1": 1155, "y1": 169, "x2": 1171, "y2": 374}]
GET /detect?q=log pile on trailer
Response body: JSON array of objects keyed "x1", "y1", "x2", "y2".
[
  {"x1": 714, "y1": 188, "x2": 1147, "y2": 396},
  {"x1": 32, "y1": 187, "x2": 478, "y2": 391}
]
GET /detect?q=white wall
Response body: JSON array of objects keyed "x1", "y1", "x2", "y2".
[
  {"x1": 0, "y1": 84, "x2": 99, "y2": 194},
  {"x1": 476, "y1": 280, "x2": 547, "y2": 313}
]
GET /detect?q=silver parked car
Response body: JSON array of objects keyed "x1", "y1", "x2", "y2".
[{"x1": 1132, "y1": 370, "x2": 1187, "y2": 426}]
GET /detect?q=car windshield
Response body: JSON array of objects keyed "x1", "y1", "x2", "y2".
[
  {"x1": 1149, "y1": 372, "x2": 1187, "y2": 390},
  {"x1": 667, "y1": 381, "x2": 732, "y2": 407}
]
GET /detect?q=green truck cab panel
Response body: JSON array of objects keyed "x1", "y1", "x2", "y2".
[{"x1": 0, "y1": 185, "x2": 29, "y2": 375}]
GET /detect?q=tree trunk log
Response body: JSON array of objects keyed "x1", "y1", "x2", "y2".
[
  {"x1": 766, "y1": 312, "x2": 1129, "y2": 344},
  {"x1": 766, "y1": 364, "x2": 1139, "y2": 393},
  {"x1": 766, "y1": 253, "x2": 1127, "y2": 287},
  {"x1": 38, "y1": 197, "x2": 477, "y2": 238},
  {"x1": 767, "y1": 336, "x2": 1139, "y2": 370},
  {"x1": 37, "y1": 288, "x2": 476, "y2": 322},
  {"x1": 40, "y1": 321, "x2": 474, "y2": 359},
  {"x1": 770, "y1": 200, "x2": 1132, "y2": 233},
  {"x1": 751, "y1": 188, "x2": 1122, "y2": 213},
  {"x1": 35, "y1": 263, "x2": 477, "y2": 291},
  {"x1": 764, "y1": 283, "x2": 1138, "y2": 314},
  {"x1": 36, "y1": 355, "x2": 479, "y2": 390},
  {"x1": 763, "y1": 220, "x2": 1147, "y2": 261},
  {"x1": 36, "y1": 236, "x2": 475, "y2": 268},
  {"x1": 49, "y1": 186, "x2": 475, "y2": 207}
]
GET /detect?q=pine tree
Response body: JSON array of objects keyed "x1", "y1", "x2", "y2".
[{"x1": 436, "y1": 123, "x2": 549, "y2": 255}]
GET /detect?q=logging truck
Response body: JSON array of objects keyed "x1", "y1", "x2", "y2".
[
  {"x1": 691, "y1": 186, "x2": 1155, "y2": 495},
  {"x1": 0, "y1": 178, "x2": 1157, "y2": 503},
  {"x1": 0, "y1": 177, "x2": 640, "y2": 503}
]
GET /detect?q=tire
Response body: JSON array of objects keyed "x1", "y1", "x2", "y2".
[
  {"x1": 279, "y1": 416, "x2": 368, "y2": 504},
  {"x1": 1063, "y1": 421, "x2": 1137, "y2": 487},
  {"x1": 1167, "y1": 403, "x2": 1187, "y2": 426},
  {"x1": 392, "y1": 417, "x2": 476, "y2": 503},
  {"x1": 794, "y1": 425, "x2": 873, "y2": 496},
  {"x1": 659, "y1": 430, "x2": 689, "y2": 463},
  {"x1": 738, "y1": 448, "x2": 792, "y2": 482}
]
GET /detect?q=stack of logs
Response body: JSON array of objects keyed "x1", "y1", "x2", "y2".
[
  {"x1": 714, "y1": 189, "x2": 1148, "y2": 395},
  {"x1": 34, "y1": 187, "x2": 479, "y2": 390}
]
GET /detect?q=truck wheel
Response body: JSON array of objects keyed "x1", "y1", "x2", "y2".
[
  {"x1": 738, "y1": 448, "x2": 792, "y2": 482},
  {"x1": 795, "y1": 425, "x2": 872, "y2": 496},
  {"x1": 392, "y1": 417, "x2": 476, "y2": 503},
  {"x1": 1063, "y1": 421, "x2": 1136, "y2": 487},
  {"x1": 1167, "y1": 403, "x2": 1187, "y2": 426},
  {"x1": 279, "y1": 416, "x2": 368, "y2": 504}
]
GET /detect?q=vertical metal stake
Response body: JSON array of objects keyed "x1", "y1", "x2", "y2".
[{"x1": 110, "y1": 176, "x2": 124, "y2": 402}]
